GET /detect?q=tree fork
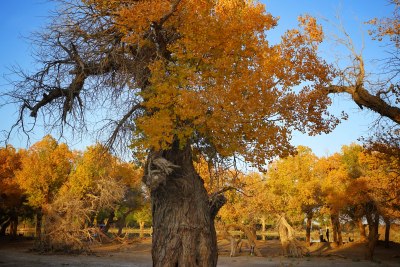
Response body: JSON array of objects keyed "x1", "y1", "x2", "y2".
[{"x1": 327, "y1": 84, "x2": 400, "y2": 124}]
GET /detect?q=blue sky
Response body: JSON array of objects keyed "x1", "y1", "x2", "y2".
[{"x1": 0, "y1": 0, "x2": 394, "y2": 157}]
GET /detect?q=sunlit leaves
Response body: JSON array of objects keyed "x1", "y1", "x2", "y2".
[
  {"x1": 266, "y1": 146, "x2": 322, "y2": 220},
  {"x1": 84, "y1": 0, "x2": 340, "y2": 167},
  {"x1": 367, "y1": 0, "x2": 400, "y2": 47},
  {"x1": 15, "y1": 135, "x2": 74, "y2": 208},
  {"x1": 0, "y1": 145, "x2": 23, "y2": 211}
]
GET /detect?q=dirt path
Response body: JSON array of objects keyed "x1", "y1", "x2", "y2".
[{"x1": 1, "y1": 238, "x2": 399, "y2": 266}]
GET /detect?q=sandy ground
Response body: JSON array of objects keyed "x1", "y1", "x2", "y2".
[{"x1": 1, "y1": 237, "x2": 400, "y2": 267}]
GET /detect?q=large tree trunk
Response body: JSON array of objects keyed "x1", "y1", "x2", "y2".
[
  {"x1": 305, "y1": 212, "x2": 313, "y2": 245},
  {"x1": 145, "y1": 142, "x2": 224, "y2": 267}
]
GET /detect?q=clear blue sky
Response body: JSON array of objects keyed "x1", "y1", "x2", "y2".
[{"x1": 0, "y1": 0, "x2": 394, "y2": 157}]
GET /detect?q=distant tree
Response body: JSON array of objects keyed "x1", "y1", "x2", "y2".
[
  {"x1": 15, "y1": 135, "x2": 73, "y2": 242},
  {"x1": 113, "y1": 161, "x2": 144, "y2": 236},
  {"x1": 217, "y1": 172, "x2": 266, "y2": 226},
  {"x1": 267, "y1": 146, "x2": 322, "y2": 245},
  {"x1": 131, "y1": 204, "x2": 152, "y2": 237},
  {"x1": 358, "y1": 150, "x2": 400, "y2": 251},
  {"x1": 318, "y1": 143, "x2": 399, "y2": 260},
  {"x1": 0, "y1": 145, "x2": 25, "y2": 237},
  {"x1": 64, "y1": 144, "x2": 128, "y2": 229},
  {"x1": 317, "y1": 153, "x2": 347, "y2": 246},
  {"x1": 45, "y1": 144, "x2": 128, "y2": 250}
]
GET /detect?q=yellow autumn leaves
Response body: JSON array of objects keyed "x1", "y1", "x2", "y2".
[{"x1": 83, "y1": 0, "x2": 338, "y2": 167}]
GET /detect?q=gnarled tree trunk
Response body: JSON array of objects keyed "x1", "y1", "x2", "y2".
[
  {"x1": 277, "y1": 215, "x2": 308, "y2": 257},
  {"x1": 145, "y1": 142, "x2": 224, "y2": 267},
  {"x1": 220, "y1": 223, "x2": 262, "y2": 257}
]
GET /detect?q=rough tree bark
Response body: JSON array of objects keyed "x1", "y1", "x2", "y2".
[
  {"x1": 144, "y1": 142, "x2": 225, "y2": 267},
  {"x1": 0, "y1": 0, "x2": 234, "y2": 263}
]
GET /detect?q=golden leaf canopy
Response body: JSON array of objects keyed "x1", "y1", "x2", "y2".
[{"x1": 86, "y1": 0, "x2": 340, "y2": 166}]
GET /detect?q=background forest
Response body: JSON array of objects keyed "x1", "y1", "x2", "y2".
[{"x1": 1, "y1": 136, "x2": 399, "y2": 259}]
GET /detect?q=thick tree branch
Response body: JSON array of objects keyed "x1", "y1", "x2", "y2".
[
  {"x1": 327, "y1": 16, "x2": 400, "y2": 125},
  {"x1": 327, "y1": 84, "x2": 400, "y2": 124}
]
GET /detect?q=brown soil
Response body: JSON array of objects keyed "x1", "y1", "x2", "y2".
[{"x1": 0, "y1": 236, "x2": 400, "y2": 266}]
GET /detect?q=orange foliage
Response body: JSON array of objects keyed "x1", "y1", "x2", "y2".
[
  {"x1": 367, "y1": 0, "x2": 400, "y2": 47},
  {"x1": 85, "y1": 0, "x2": 340, "y2": 167},
  {"x1": 0, "y1": 145, "x2": 23, "y2": 209},
  {"x1": 15, "y1": 135, "x2": 74, "y2": 208},
  {"x1": 266, "y1": 146, "x2": 321, "y2": 221},
  {"x1": 358, "y1": 151, "x2": 400, "y2": 220},
  {"x1": 68, "y1": 143, "x2": 141, "y2": 195}
]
